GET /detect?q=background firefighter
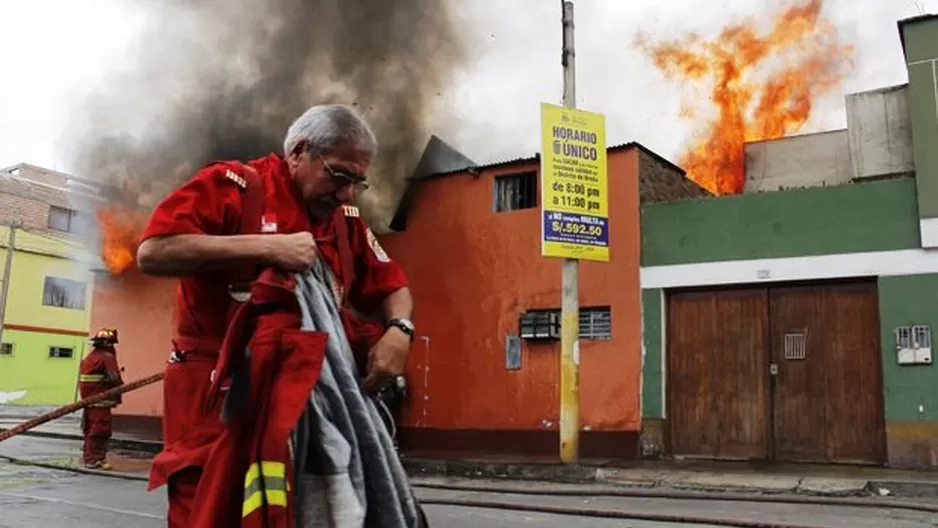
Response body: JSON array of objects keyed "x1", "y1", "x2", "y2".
[{"x1": 78, "y1": 328, "x2": 124, "y2": 470}]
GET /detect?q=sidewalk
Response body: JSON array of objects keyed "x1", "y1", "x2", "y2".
[
  {"x1": 0, "y1": 405, "x2": 161, "y2": 454},
  {"x1": 3, "y1": 405, "x2": 938, "y2": 499}
]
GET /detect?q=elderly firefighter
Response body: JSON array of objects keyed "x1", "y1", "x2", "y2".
[
  {"x1": 137, "y1": 104, "x2": 426, "y2": 527},
  {"x1": 78, "y1": 328, "x2": 123, "y2": 470}
]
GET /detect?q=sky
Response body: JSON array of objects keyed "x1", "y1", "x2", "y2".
[{"x1": 0, "y1": 0, "x2": 934, "y2": 176}]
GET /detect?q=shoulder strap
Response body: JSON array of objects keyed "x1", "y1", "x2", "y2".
[
  {"x1": 212, "y1": 161, "x2": 265, "y2": 292},
  {"x1": 235, "y1": 164, "x2": 265, "y2": 235},
  {"x1": 332, "y1": 206, "x2": 356, "y2": 305}
]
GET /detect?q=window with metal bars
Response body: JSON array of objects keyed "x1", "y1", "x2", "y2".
[
  {"x1": 494, "y1": 171, "x2": 537, "y2": 212},
  {"x1": 895, "y1": 325, "x2": 932, "y2": 349},
  {"x1": 42, "y1": 276, "x2": 87, "y2": 310},
  {"x1": 519, "y1": 306, "x2": 611, "y2": 340},
  {"x1": 0, "y1": 343, "x2": 12, "y2": 356},
  {"x1": 578, "y1": 307, "x2": 612, "y2": 340},
  {"x1": 783, "y1": 332, "x2": 807, "y2": 360},
  {"x1": 48, "y1": 346, "x2": 74, "y2": 358}
]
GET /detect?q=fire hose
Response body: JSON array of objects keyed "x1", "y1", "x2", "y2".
[
  {"x1": 0, "y1": 366, "x2": 402, "y2": 445},
  {"x1": 0, "y1": 372, "x2": 164, "y2": 443},
  {"x1": 0, "y1": 369, "x2": 399, "y2": 444}
]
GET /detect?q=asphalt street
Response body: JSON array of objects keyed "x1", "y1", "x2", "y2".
[{"x1": 0, "y1": 435, "x2": 936, "y2": 527}]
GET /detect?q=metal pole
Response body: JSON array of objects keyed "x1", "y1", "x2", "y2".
[
  {"x1": 559, "y1": 0, "x2": 580, "y2": 465},
  {"x1": 0, "y1": 221, "x2": 20, "y2": 346}
]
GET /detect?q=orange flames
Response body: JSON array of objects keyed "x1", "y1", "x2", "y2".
[
  {"x1": 636, "y1": 0, "x2": 854, "y2": 195},
  {"x1": 96, "y1": 204, "x2": 148, "y2": 275}
]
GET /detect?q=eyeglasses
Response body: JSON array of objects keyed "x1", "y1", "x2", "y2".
[{"x1": 319, "y1": 155, "x2": 370, "y2": 193}]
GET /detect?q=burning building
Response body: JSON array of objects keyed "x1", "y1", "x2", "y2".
[
  {"x1": 88, "y1": 136, "x2": 708, "y2": 456},
  {"x1": 638, "y1": 14, "x2": 938, "y2": 470},
  {"x1": 82, "y1": 0, "x2": 938, "y2": 469},
  {"x1": 636, "y1": 0, "x2": 854, "y2": 195}
]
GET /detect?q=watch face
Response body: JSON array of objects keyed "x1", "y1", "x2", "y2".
[{"x1": 394, "y1": 318, "x2": 414, "y2": 332}]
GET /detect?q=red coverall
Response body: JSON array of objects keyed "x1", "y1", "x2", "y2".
[
  {"x1": 192, "y1": 268, "x2": 328, "y2": 527},
  {"x1": 141, "y1": 154, "x2": 409, "y2": 527},
  {"x1": 78, "y1": 346, "x2": 123, "y2": 465}
]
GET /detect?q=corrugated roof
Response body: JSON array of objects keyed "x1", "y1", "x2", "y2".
[
  {"x1": 388, "y1": 140, "x2": 691, "y2": 231},
  {"x1": 424, "y1": 141, "x2": 685, "y2": 180}
]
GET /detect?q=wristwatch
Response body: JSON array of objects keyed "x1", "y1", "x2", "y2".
[{"x1": 388, "y1": 318, "x2": 415, "y2": 341}]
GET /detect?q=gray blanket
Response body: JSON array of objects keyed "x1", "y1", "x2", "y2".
[{"x1": 289, "y1": 261, "x2": 421, "y2": 527}]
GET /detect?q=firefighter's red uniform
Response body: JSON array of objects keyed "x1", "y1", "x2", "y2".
[
  {"x1": 78, "y1": 328, "x2": 123, "y2": 470},
  {"x1": 191, "y1": 268, "x2": 327, "y2": 527},
  {"x1": 140, "y1": 154, "x2": 408, "y2": 527}
]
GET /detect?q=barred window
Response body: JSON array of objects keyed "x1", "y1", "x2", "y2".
[
  {"x1": 42, "y1": 277, "x2": 87, "y2": 310},
  {"x1": 896, "y1": 325, "x2": 932, "y2": 349},
  {"x1": 0, "y1": 343, "x2": 12, "y2": 355},
  {"x1": 579, "y1": 307, "x2": 612, "y2": 340},
  {"x1": 494, "y1": 171, "x2": 537, "y2": 212},
  {"x1": 520, "y1": 306, "x2": 612, "y2": 340},
  {"x1": 49, "y1": 346, "x2": 74, "y2": 358}
]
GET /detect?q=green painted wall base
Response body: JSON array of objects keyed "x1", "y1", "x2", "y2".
[
  {"x1": 641, "y1": 289, "x2": 664, "y2": 419},
  {"x1": 886, "y1": 421, "x2": 938, "y2": 468},
  {"x1": 878, "y1": 273, "x2": 938, "y2": 468},
  {"x1": 877, "y1": 274, "x2": 938, "y2": 422}
]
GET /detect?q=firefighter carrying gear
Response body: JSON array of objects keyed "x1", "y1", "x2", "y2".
[{"x1": 78, "y1": 334, "x2": 123, "y2": 469}]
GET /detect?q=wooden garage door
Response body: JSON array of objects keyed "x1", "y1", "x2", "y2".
[
  {"x1": 667, "y1": 280, "x2": 886, "y2": 465},
  {"x1": 770, "y1": 281, "x2": 885, "y2": 465},
  {"x1": 667, "y1": 288, "x2": 770, "y2": 459}
]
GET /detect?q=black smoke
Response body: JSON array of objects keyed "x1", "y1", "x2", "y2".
[{"x1": 68, "y1": 0, "x2": 465, "y2": 230}]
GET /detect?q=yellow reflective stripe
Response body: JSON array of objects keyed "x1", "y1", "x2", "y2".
[
  {"x1": 244, "y1": 461, "x2": 285, "y2": 483},
  {"x1": 242, "y1": 461, "x2": 288, "y2": 517},
  {"x1": 242, "y1": 490, "x2": 287, "y2": 516},
  {"x1": 79, "y1": 374, "x2": 105, "y2": 382}
]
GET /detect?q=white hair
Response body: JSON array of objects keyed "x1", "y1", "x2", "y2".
[{"x1": 282, "y1": 104, "x2": 378, "y2": 158}]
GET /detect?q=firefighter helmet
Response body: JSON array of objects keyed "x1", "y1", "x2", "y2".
[{"x1": 90, "y1": 328, "x2": 119, "y2": 346}]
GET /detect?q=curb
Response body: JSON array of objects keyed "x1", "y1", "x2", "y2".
[
  {"x1": 0, "y1": 428, "x2": 162, "y2": 455},
  {"x1": 8, "y1": 434, "x2": 938, "y2": 500},
  {"x1": 868, "y1": 479, "x2": 938, "y2": 499},
  {"x1": 402, "y1": 457, "x2": 938, "y2": 499},
  {"x1": 402, "y1": 457, "x2": 608, "y2": 483},
  {"x1": 0, "y1": 453, "x2": 148, "y2": 482}
]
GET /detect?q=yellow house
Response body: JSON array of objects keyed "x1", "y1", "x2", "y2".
[
  {"x1": 0, "y1": 225, "x2": 97, "y2": 405},
  {"x1": 0, "y1": 164, "x2": 103, "y2": 406}
]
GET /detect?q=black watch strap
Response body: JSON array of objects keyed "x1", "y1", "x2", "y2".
[{"x1": 388, "y1": 318, "x2": 415, "y2": 340}]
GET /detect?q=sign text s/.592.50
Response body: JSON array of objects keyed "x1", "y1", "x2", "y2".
[{"x1": 540, "y1": 102, "x2": 609, "y2": 262}]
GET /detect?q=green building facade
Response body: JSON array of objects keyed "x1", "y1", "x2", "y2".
[{"x1": 638, "y1": 16, "x2": 938, "y2": 469}]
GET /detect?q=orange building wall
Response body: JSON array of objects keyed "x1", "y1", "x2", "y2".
[
  {"x1": 380, "y1": 148, "x2": 643, "y2": 441},
  {"x1": 91, "y1": 269, "x2": 175, "y2": 418},
  {"x1": 89, "y1": 147, "x2": 643, "y2": 457}
]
